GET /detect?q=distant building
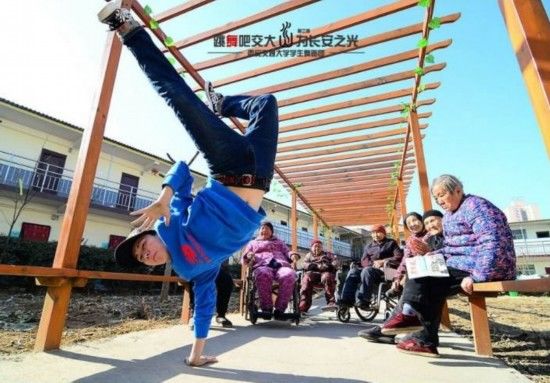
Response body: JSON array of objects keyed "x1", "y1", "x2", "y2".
[
  {"x1": 504, "y1": 200, "x2": 541, "y2": 222},
  {"x1": 509, "y1": 219, "x2": 550, "y2": 276}
]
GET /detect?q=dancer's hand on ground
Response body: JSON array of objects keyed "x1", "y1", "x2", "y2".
[{"x1": 130, "y1": 187, "x2": 173, "y2": 230}]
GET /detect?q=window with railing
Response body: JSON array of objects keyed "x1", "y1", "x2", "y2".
[{"x1": 33, "y1": 149, "x2": 66, "y2": 194}]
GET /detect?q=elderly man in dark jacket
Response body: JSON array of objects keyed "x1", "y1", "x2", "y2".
[{"x1": 338, "y1": 224, "x2": 402, "y2": 309}]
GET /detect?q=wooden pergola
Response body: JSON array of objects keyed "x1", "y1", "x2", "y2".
[
  {"x1": 130, "y1": 0, "x2": 460, "y2": 242},
  {"x1": 0, "y1": 0, "x2": 548, "y2": 353}
]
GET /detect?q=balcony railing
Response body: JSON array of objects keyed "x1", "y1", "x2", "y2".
[
  {"x1": 0, "y1": 151, "x2": 157, "y2": 212},
  {"x1": 514, "y1": 239, "x2": 550, "y2": 257},
  {"x1": 271, "y1": 222, "x2": 352, "y2": 258}
]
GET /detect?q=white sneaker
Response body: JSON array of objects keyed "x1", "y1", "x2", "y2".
[
  {"x1": 204, "y1": 81, "x2": 224, "y2": 115},
  {"x1": 98, "y1": 0, "x2": 138, "y2": 34}
]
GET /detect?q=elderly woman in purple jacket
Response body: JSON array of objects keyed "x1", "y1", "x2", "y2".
[
  {"x1": 382, "y1": 174, "x2": 516, "y2": 357},
  {"x1": 242, "y1": 222, "x2": 299, "y2": 320}
]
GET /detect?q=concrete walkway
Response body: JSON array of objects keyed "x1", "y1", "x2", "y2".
[{"x1": 0, "y1": 302, "x2": 529, "y2": 383}]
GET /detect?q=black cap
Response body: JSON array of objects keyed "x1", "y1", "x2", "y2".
[
  {"x1": 422, "y1": 209, "x2": 444, "y2": 221},
  {"x1": 260, "y1": 221, "x2": 274, "y2": 233},
  {"x1": 114, "y1": 228, "x2": 156, "y2": 267}
]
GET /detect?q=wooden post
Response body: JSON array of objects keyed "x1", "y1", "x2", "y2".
[
  {"x1": 398, "y1": 179, "x2": 409, "y2": 240},
  {"x1": 408, "y1": 111, "x2": 432, "y2": 212},
  {"x1": 499, "y1": 0, "x2": 550, "y2": 156},
  {"x1": 291, "y1": 189, "x2": 298, "y2": 252},
  {"x1": 313, "y1": 214, "x2": 319, "y2": 240},
  {"x1": 35, "y1": 29, "x2": 124, "y2": 351},
  {"x1": 468, "y1": 295, "x2": 493, "y2": 356},
  {"x1": 392, "y1": 207, "x2": 399, "y2": 240}
]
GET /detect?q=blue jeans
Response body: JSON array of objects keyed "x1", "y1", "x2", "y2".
[{"x1": 123, "y1": 28, "x2": 278, "y2": 185}]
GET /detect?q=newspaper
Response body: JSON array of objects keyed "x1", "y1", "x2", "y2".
[{"x1": 405, "y1": 253, "x2": 449, "y2": 279}]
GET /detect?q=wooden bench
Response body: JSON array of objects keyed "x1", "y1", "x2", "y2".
[{"x1": 469, "y1": 278, "x2": 550, "y2": 356}]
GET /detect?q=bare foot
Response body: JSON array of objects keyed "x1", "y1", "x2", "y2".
[{"x1": 185, "y1": 355, "x2": 218, "y2": 367}]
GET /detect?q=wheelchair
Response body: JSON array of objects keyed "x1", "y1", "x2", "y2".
[
  {"x1": 336, "y1": 263, "x2": 401, "y2": 323},
  {"x1": 242, "y1": 262, "x2": 301, "y2": 325}
]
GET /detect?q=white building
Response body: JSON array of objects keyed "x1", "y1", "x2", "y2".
[
  {"x1": 504, "y1": 200, "x2": 542, "y2": 223},
  {"x1": 0, "y1": 97, "x2": 363, "y2": 259},
  {"x1": 509, "y1": 219, "x2": 550, "y2": 276}
]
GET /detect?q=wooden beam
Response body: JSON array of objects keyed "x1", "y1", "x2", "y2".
[
  {"x1": 283, "y1": 159, "x2": 415, "y2": 180},
  {"x1": 279, "y1": 133, "x2": 411, "y2": 155},
  {"x1": 284, "y1": 163, "x2": 415, "y2": 184},
  {"x1": 279, "y1": 113, "x2": 432, "y2": 149},
  {"x1": 201, "y1": 12, "x2": 459, "y2": 86},
  {"x1": 299, "y1": 177, "x2": 412, "y2": 191},
  {"x1": 279, "y1": 99, "x2": 434, "y2": 134},
  {"x1": 277, "y1": 169, "x2": 414, "y2": 187},
  {"x1": 0, "y1": 264, "x2": 185, "y2": 283},
  {"x1": 245, "y1": 40, "x2": 451, "y2": 96},
  {"x1": 280, "y1": 153, "x2": 414, "y2": 174},
  {"x1": 279, "y1": 83, "x2": 440, "y2": 122},
  {"x1": 152, "y1": 0, "x2": 214, "y2": 23},
  {"x1": 499, "y1": 0, "x2": 550, "y2": 156},
  {"x1": 306, "y1": 190, "x2": 399, "y2": 201},
  {"x1": 276, "y1": 136, "x2": 422, "y2": 162},
  {"x1": 278, "y1": 63, "x2": 446, "y2": 108},
  {"x1": 191, "y1": 0, "x2": 422, "y2": 72},
  {"x1": 277, "y1": 146, "x2": 407, "y2": 167},
  {"x1": 168, "y1": 0, "x2": 318, "y2": 48}
]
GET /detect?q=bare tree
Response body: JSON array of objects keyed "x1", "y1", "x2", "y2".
[{"x1": 1, "y1": 175, "x2": 38, "y2": 253}]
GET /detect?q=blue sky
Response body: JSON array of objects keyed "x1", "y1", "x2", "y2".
[{"x1": 1, "y1": 1, "x2": 549, "y2": 221}]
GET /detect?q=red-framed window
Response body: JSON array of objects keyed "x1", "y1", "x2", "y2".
[
  {"x1": 108, "y1": 235, "x2": 126, "y2": 250},
  {"x1": 20, "y1": 222, "x2": 51, "y2": 242}
]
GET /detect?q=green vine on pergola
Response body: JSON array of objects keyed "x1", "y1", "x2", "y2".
[
  {"x1": 415, "y1": 0, "x2": 442, "y2": 95},
  {"x1": 389, "y1": 0, "x2": 443, "y2": 223}
]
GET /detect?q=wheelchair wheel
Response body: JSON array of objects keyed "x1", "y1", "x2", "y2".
[
  {"x1": 337, "y1": 306, "x2": 351, "y2": 323},
  {"x1": 355, "y1": 305, "x2": 378, "y2": 322},
  {"x1": 384, "y1": 309, "x2": 393, "y2": 321}
]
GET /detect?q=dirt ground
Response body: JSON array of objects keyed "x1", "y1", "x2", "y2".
[{"x1": 0, "y1": 291, "x2": 548, "y2": 382}]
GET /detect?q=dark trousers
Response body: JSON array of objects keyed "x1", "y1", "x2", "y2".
[
  {"x1": 190, "y1": 267, "x2": 233, "y2": 317},
  {"x1": 340, "y1": 266, "x2": 361, "y2": 303},
  {"x1": 299, "y1": 271, "x2": 336, "y2": 312},
  {"x1": 402, "y1": 267, "x2": 470, "y2": 345},
  {"x1": 123, "y1": 28, "x2": 278, "y2": 181}
]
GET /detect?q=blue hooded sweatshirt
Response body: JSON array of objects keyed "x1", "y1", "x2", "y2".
[{"x1": 154, "y1": 161, "x2": 264, "y2": 337}]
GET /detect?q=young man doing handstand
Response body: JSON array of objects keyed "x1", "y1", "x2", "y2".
[{"x1": 99, "y1": 0, "x2": 279, "y2": 367}]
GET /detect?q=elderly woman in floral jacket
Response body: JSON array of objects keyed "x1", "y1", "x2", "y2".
[
  {"x1": 382, "y1": 175, "x2": 516, "y2": 357},
  {"x1": 242, "y1": 222, "x2": 299, "y2": 320}
]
